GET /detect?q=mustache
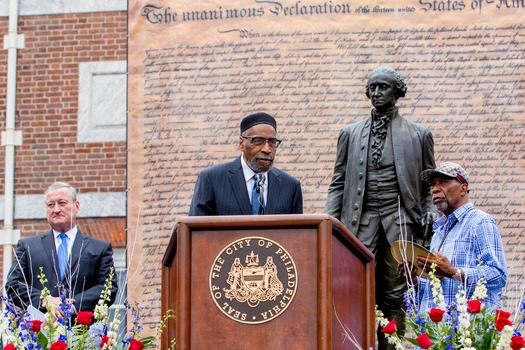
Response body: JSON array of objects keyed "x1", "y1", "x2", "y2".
[{"x1": 256, "y1": 155, "x2": 274, "y2": 161}]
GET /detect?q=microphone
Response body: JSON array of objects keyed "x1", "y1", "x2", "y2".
[
  {"x1": 251, "y1": 173, "x2": 266, "y2": 215},
  {"x1": 255, "y1": 173, "x2": 266, "y2": 214},
  {"x1": 256, "y1": 173, "x2": 265, "y2": 192},
  {"x1": 257, "y1": 173, "x2": 265, "y2": 185}
]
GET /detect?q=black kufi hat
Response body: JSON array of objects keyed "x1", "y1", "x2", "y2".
[{"x1": 240, "y1": 112, "x2": 277, "y2": 134}]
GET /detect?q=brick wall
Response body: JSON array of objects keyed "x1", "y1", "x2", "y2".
[
  {"x1": 8, "y1": 12, "x2": 127, "y2": 194},
  {"x1": 13, "y1": 217, "x2": 127, "y2": 246},
  {"x1": 0, "y1": 12, "x2": 127, "y2": 247}
]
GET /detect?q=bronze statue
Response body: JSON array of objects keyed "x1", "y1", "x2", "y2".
[{"x1": 325, "y1": 66, "x2": 437, "y2": 349}]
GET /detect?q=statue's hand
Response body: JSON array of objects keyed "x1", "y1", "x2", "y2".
[{"x1": 420, "y1": 211, "x2": 438, "y2": 226}]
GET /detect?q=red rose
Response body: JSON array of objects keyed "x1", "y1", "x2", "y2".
[
  {"x1": 416, "y1": 333, "x2": 433, "y2": 349},
  {"x1": 50, "y1": 340, "x2": 68, "y2": 350},
  {"x1": 495, "y1": 309, "x2": 512, "y2": 331},
  {"x1": 495, "y1": 318, "x2": 512, "y2": 331},
  {"x1": 496, "y1": 309, "x2": 511, "y2": 320},
  {"x1": 510, "y1": 335, "x2": 525, "y2": 350},
  {"x1": 467, "y1": 299, "x2": 482, "y2": 313},
  {"x1": 30, "y1": 319, "x2": 43, "y2": 332},
  {"x1": 380, "y1": 319, "x2": 397, "y2": 335},
  {"x1": 76, "y1": 311, "x2": 94, "y2": 325},
  {"x1": 100, "y1": 335, "x2": 109, "y2": 348},
  {"x1": 4, "y1": 344, "x2": 17, "y2": 350},
  {"x1": 129, "y1": 339, "x2": 145, "y2": 350},
  {"x1": 428, "y1": 308, "x2": 445, "y2": 322}
]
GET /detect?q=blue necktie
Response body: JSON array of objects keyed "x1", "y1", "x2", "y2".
[
  {"x1": 58, "y1": 232, "x2": 68, "y2": 280},
  {"x1": 251, "y1": 174, "x2": 265, "y2": 215}
]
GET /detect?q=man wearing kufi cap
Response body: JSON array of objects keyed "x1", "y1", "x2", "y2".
[
  {"x1": 414, "y1": 162, "x2": 507, "y2": 312},
  {"x1": 189, "y1": 112, "x2": 303, "y2": 216}
]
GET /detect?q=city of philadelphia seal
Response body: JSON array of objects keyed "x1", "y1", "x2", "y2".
[{"x1": 209, "y1": 236, "x2": 298, "y2": 324}]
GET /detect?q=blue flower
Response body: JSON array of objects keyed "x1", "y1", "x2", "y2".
[
  {"x1": 86, "y1": 322, "x2": 107, "y2": 348},
  {"x1": 414, "y1": 315, "x2": 425, "y2": 326}
]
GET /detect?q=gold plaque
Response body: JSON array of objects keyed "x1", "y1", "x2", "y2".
[{"x1": 209, "y1": 236, "x2": 298, "y2": 324}]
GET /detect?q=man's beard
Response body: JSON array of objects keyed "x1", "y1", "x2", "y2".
[
  {"x1": 434, "y1": 200, "x2": 449, "y2": 213},
  {"x1": 247, "y1": 155, "x2": 274, "y2": 173}
]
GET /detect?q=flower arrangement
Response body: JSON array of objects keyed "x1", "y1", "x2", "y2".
[
  {"x1": 1, "y1": 267, "x2": 174, "y2": 349},
  {"x1": 375, "y1": 264, "x2": 525, "y2": 350}
]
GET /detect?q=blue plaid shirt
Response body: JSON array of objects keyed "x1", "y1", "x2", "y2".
[{"x1": 418, "y1": 202, "x2": 507, "y2": 311}]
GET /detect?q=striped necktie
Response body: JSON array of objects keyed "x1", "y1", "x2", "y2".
[
  {"x1": 251, "y1": 173, "x2": 266, "y2": 215},
  {"x1": 58, "y1": 232, "x2": 68, "y2": 280}
]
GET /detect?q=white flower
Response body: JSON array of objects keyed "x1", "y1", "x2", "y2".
[
  {"x1": 0, "y1": 316, "x2": 8, "y2": 334},
  {"x1": 429, "y1": 264, "x2": 447, "y2": 309},
  {"x1": 472, "y1": 278, "x2": 488, "y2": 300},
  {"x1": 375, "y1": 308, "x2": 389, "y2": 327},
  {"x1": 495, "y1": 325, "x2": 513, "y2": 350},
  {"x1": 95, "y1": 303, "x2": 108, "y2": 320},
  {"x1": 456, "y1": 286, "x2": 475, "y2": 348},
  {"x1": 4, "y1": 334, "x2": 17, "y2": 344}
]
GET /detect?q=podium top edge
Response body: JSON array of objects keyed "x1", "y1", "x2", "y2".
[
  {"x1": 164, "y1": 214, "x2": 374, "y2": 265},
  {"x1": 176, "y1": 213, "x2": 334, "y2": 227}
]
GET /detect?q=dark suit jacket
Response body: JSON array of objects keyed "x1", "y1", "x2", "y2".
[
  {"x1": 189, "y1": 157, "x2": 303, "y2": 215},
  {"x1": 325, "y1": 110, "x2": 436, "y2": 241},
  {"x1": 5, "y1": 229, "x2": 118, "y2": 313}
]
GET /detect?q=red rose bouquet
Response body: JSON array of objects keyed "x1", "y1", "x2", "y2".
[
  {"x1": 1, "y1": 267, "x2": 174, "y2": 349},
  {"x1": 374, "y1": 264, "x2": 525, "y2": 350}
]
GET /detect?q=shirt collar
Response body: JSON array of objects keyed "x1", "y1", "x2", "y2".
[
  {"x1": 433, "y1": 202, "x2": 474, "y2": 230},
  {"x1": 240, "y1": 156, "x2": 268, "y2": 182},
  {"x1": 372, "y1": 106, "x2": 398, "y2": 120},
  {"x1": 451, "y1": 202, "x2": 473, "y2": 221},
  {"x1": 53, "y1": 226, "x2": 78, "y2": 240}
]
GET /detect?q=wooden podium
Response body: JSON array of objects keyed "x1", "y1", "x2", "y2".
[{"x1": 162, "y1": 214, "x2": 375, "y2": 349}]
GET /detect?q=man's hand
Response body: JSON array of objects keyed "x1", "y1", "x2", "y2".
[
  {"x1": 416, "y1": 252, "x2": 455, "y2": 279},
  {"x1": 44, "y1": 296, "x2": 76, "y2": 319}
]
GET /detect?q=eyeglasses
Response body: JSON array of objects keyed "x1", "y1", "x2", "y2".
[{"x1": 242, "y1": 136, "x2": 282, "y2": 149}]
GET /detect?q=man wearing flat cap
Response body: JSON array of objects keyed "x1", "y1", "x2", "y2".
[
  {"x1": 189, "y1": 112, "x2": 303, "y2": 216},
  {"x1": 414, "y1": 161, "x2": 507, "y2": 312},
  {"x1": 325, "y1": 66, "x2": 437, "y2": 348}
]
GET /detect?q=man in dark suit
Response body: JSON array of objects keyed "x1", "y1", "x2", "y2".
[
  {"x1": 6, "y1": 182, "x2": 118, "y2": 318},
  {"x1": 325, "y1": 67, "x2": 437, "y2": 349},
  {"x1": 189, "y1": 112, "x2": 303, "y2": 216}
]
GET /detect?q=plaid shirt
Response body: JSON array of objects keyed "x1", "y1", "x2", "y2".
[{"x1": 419, "y1": 203, "x2": 507, "y2": 311}]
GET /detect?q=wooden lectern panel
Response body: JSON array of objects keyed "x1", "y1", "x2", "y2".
[
  {"x1": 162, "y1": 214, "x2": 374, "y2": 349},
  {"x1": 192, "y1": 228, "x2": 317, "y2": 349}
]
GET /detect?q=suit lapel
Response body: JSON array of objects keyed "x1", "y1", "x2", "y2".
[
  {"x1": 41, "y1": 230, "x2": 60, "y2": 283},
  {"x1": 390, "y1": 111, "x2": 407, "y2": 186},
  {"x1": 265, "y1": 170, "x2": 281, "y2": 214},
  {"x1": 70, "y1": 231, "x2": 89, "y2": 274},
  {"x1": 228, "y1": 157, "x2": 252, "y2": 215},
  {"x1": 363, "y1": 117, "x2": 372, "y2": 157},
  {"x1": 42, "y1": 230, "x2": 57, "y2": 263}
]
